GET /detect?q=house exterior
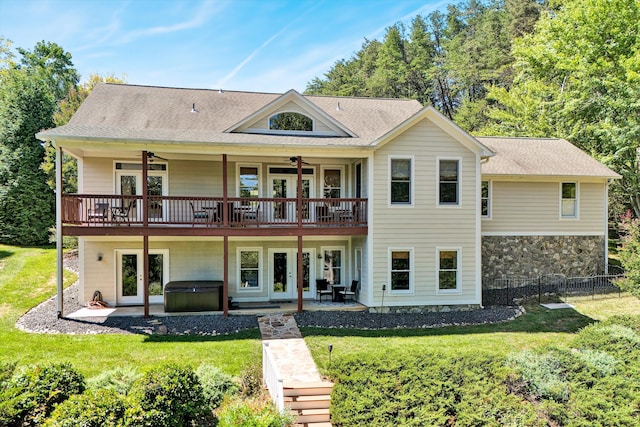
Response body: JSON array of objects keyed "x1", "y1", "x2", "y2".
[{"x1": 36, "y1": 83, "x2": 619, "y2": 316}]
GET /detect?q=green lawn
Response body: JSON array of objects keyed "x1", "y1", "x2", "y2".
[
  {"x1": 0, "y1": 245, "x2": 261, "y2": 377},
  {"x1": 304, "y1": 295, "x2": 640, "y2": 372}
]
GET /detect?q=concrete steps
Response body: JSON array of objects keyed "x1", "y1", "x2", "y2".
[{"x1": 284, "y1": 381, "x2": 333, "y2": 426}]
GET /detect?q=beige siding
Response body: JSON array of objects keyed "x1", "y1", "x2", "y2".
[
  {"x1": 82, "y1": 158, "x2": 114, "y2": 193},
  {"x1": 482, "y1": 181, "x2": 607, "y2": 235},
  {"x1": 80, "y1": 237, "x2": 352, "y2": 306},
  {"x1": 371, "y1": 118, "x2": 480, "y2": 306},
  {"x1": 170, "y1": 160, "x2": 221, "y2": 196}
]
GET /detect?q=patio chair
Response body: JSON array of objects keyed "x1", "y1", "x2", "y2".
[
  {"x1": 316, "y1": 279, "x2": 332, "y2": 302},
  {"x1": 340, "y1": 280, "x2": 358, "y2": 303},
  {"x1": 190, "y1": 202, "x2": 209, "y2": 226},
  {"x1": 111, "y1": 199, "x2": 135, "y2": 225},
  {"x1": 87, "y1": 202, "x2": 109, "y2": 224}
]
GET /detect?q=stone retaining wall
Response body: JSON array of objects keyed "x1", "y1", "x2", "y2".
[
  {"x1": 368, "y1": 304, "x2": 481, "y2": 314},
  {"x1": 482, "y1": 235, "x2": 606, "y2": 284}
]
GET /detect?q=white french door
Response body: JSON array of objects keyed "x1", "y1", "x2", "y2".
[
  {"x1": 115, "y1": 168, "x2": 167, "y2": 222},
  {"x1": 270, "y1": 174, "x2": 313, "y2": 222},
  {"x1": 116, "y1": 250, "x2": 169, "y2": 305},
  {"x1": 269, "y1": 249, "x2": 314, "y2": 300}
]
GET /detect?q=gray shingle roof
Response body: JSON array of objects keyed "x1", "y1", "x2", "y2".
[
  {"x1": 39, "y1": 83, "x2": 424, "y2": 146},
  {"x1": 478, "y1": 137, "x2": 620, "y2": 178}
]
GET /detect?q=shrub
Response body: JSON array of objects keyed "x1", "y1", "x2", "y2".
[
  {"x1": 329, "y1": 350, "x2": 542, "y2": 426},
  {"x1": 507, "y1": 351, "x2": 570, "y2": 402},
  {"x1": 0, "y1": 363, "x2": 85, "y2": 426},
  {"x1": 128, "y1": 363, "x2": 206, "y2": 427},
  {"x1": 87, "y1": 366, "x2": 142, "y2": 395},
  {"x1": 216, "y1": 397, "x2": 294, "y2": 427},
  {"x1": 44, "y1": 389, "x2": 127, "y2": 427},
  {"x1": 196, "y1": 364, "x2": 239, "y2": 409},
  {"x1": 617, "y1": 212, "x2": 640, "y2": 297},
  {"x1": 239, "y1": 361, "x2": 263, "y2": 397}
]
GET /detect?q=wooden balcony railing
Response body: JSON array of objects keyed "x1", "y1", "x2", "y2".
[{"x1": 61, "y1": 195, "x2": 367, "y2": 228}]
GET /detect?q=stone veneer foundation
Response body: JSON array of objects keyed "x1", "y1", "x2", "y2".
[
  {"x1": 368, "y1": 304, "x2": 481, "y2": 314},
  {"x1": 482, "y1": 235, "x2": 606, "y2": 285}
]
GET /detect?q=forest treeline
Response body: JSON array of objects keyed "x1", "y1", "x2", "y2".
[{"x1": 305, "y1": 0, "x2": 640, "y2": 219}]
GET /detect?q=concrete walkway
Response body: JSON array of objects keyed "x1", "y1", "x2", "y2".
[{"x1": 258, "y1": 314, "x2": 323, "y2": 384}]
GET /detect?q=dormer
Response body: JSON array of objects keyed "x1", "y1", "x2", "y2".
[{"x1": 226, "y1": 89, "x2": 356, "y2": 137}]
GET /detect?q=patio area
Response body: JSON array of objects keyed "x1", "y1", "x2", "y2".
[{"x1": 65, "y1": 300, "x2": 366, "y2": 319}]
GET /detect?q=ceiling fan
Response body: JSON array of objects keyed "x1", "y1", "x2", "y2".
[
  {"x1": 137, "y1": 152, "x2": 169, "y2": 162},
  {"x1": 288, "y1": 156, "x2": 310, "y2": 165}
]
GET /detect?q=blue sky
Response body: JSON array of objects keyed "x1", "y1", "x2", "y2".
[{"x1": 0, "y1": 0, "x2": 445, "y2": 93}]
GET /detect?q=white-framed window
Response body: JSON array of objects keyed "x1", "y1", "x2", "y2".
[
  {"x1": 438, "y1": 158, "x2": 460, "y2": 206},
  {"x1": 389, "y1": 248, "x2": 413, "y2": 293},
  {"x1": 560, "y1": 182, "x2": 578, "y2": 219},
  {"x1": 354, "y1": 248, "x2": 363, "y2": 282},
  {"x1": 322, "y1": 246, "x2": 344, "y2": 285},
  {"x1": 237, "y1": 248, "x2": 262, "y2": 291},
  {"x1": 322, "y1": 167, "x2": 344, "y2": 199},
  {"x1": 237, "y1": 164, "x2": 261, "y2": 198},
  {"x1": 268, "y1": 112, "x2": 314, "y2": 132},
  {"x1": 389, "y1": 156, "x2": 413, "y2": 205},
  {"x1": 437, "y1": 248, "x2": 461, "y2": 293},
  {"x1": 481, "y1": 180, "x2": 491, "y2": 218}
]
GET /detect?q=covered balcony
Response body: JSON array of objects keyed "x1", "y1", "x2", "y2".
[{"x1": 61, "y1": 194, "x2": 367, "y2": 236}]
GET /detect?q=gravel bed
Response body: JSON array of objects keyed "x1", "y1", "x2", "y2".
[
  {"x1": 294, "y1": 306, "x2": 524, "y2": 330},
  {"x1": 15, "y1": 252, "x2": 523, "y2": 335}
]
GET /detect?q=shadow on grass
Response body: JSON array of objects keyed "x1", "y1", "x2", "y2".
[
  {"x1": 0, "y1": 249, "x2": 14, "y2": 261},
  {"x1": 299, "y1": 305, "x2": 595, "y2": 339}
]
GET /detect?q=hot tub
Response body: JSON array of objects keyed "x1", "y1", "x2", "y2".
[{"x1": 164, "y1": 280, "x2": 223, "y2": 313}]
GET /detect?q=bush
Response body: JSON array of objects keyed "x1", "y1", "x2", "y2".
[
  {"x1": 216, "y1": 398, "x2": 294, "y2": 427},
  {"x1": 0, "y1": 363, "x2": 85, "y2": 426},
  {"x1": 128, "y1": 364, "x2": 207, "y2": 427},
  {"x1": 196, "y1": 364, "x2": 239, "y2": 409},
  {"x1": 617, "y1": 212, "x2": 640, "y2": 297},
  {"x1": 87, "y1": 366, "x2": 142, "y2": 395},
  {"x1": 239, "y1": 361, "x2": 263, "y2": 397},
  {"x1": 507, "y1": 351, "x2": 570, "y2": 402},
  {"x1": 329, "y1": 350, "x2": 542, "y2": 426},
  {"x1": 44, "y1": 389, "x2": 126, "y2": 427}
]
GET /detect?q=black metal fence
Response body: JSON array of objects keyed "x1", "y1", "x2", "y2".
[{"x1": 483, "y1": 268, "x2": 625, "y2": 306}]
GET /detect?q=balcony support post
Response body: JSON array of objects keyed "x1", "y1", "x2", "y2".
[
  {"x1": 55, "y1": 144, "x2": 64, "y2": 318},
  {"x1": 222, "y1": 154, "x2": 229, "y2": 317},
  {"x1": 142, "y1": 151, "x2": 149, "y2": 318},
  {"x1": 143, "y1": 235, "x2": 149, "y2": 318},
  {"x1": 296, "y1": 156, "x2": 303, "y2": 313}
]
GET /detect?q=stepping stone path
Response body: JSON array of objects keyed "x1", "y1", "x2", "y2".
[{"x1": 259, "y1": 314, "x2": 333, "y2": 427}]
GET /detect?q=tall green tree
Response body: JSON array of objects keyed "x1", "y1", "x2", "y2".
[
  {"x1": 481, "y1": 0, "x2": 640, "y2": 217},
  {"x1": 0, "y1": 68, "x2": 56, "y2": 245},
  {"x1": 0, "y1": 40, "x2": 79, "y2": 245}
]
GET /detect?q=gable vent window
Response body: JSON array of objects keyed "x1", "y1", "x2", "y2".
[{"x1": 269, "y1": 112, "x2": 313, "y2": 131}]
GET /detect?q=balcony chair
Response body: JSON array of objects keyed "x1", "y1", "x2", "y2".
[
  {"x1": 315, "y1": 204, "x2": 332, "y2": 224},
  {"x1": 339, "y1": 280, "x2": 358, "y2": 303},
  {"x1": 111, "y1": 199, "x2": 135, "y2": 225},
  {"x1": 316, "y1": 279, "x2": 332, "y2": 302},
  {"x1": 190, "y1": 202, "x2": 209, "y2": 226},
  {"x1": 87, "y1": 202, "x2": 109, "y2": 224},
  {"x1": 237, "y1": 204, "x2": 260, "y2": 227}
]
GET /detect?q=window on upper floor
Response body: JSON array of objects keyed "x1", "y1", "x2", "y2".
[
  {"x1": 269, "y1": 112, "x2": 313, "y2": 131},
  {"x1": 561, "y1": 182, "x2": 578, "y2": 218},
  {"x1": 239, "y1": 166, "x2": 260, "y2": 198},
  {"x1": 437, "y1": 248, "x2": 460, "y2": 292},
  {"x1": 481, "y1": 181, "x2": 491, "y2": 218},
  {"x1": 323, "y1": 168, "x2": 342, "y2": 198},
  {"x1": 439, "y1": 159, "x2": 459, "y2": 205},
  {"x1": 390, "y1": 157, "x2": 412, "y2": 205}
]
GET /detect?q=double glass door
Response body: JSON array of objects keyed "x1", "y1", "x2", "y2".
[
  {"x1": 117, "y1": 250, "x2": 168, "y2": 305},
  {"x1": 269, "y1": 249, "x2": 314, "y2": 300},
  {"x1": 271, "y1": 175, "x2": 312, "y2": 222},
  {"x1": 115, "y1": 167, "x2": 166, "y2": 222}
]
